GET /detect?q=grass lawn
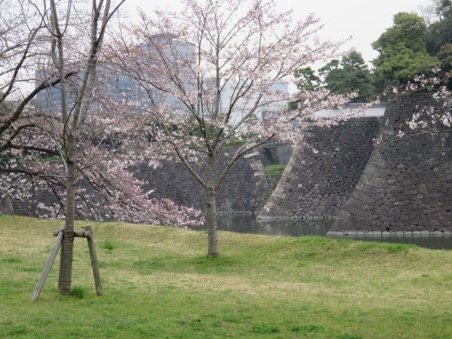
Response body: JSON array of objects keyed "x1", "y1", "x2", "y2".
[
  {"x1": 263, "y1": 163, "x2": 287, "y2": 178},
  {"x1": 0, "y1": 214, "x2": 451, "y2": 338}
]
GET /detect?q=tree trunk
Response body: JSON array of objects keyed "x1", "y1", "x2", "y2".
[
  {"x1": 58, "y1": 229, "x2": 74, "y2": 295},
  {"x1": 206, "y1": 185, "x2": 219, "y2": 257},
  {"x1": 205, "y1": 154, "x2": 219, "y2": 257},
  {"x1": 58, "y1": 138, "x2": 78, "y2": 295}
]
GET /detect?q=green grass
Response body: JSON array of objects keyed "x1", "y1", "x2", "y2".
[
  {"x1": 1, "y1": 214, "x2": 451, "y2": 338},
  {"x1": 264, "y1": 163, "x2": 287, "y2": 177}
]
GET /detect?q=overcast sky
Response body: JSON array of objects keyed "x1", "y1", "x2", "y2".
[{"x1": 123, "y1": 0, "x2": 434, "y2": 65}]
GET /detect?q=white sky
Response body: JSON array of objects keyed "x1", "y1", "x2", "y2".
[{"x1": 123, "y1": 0, "x2": 434, "y2": 66}]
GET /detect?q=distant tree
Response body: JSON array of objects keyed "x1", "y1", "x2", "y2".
[
  {"x1": 291, "y1": 51, "x2": 375, "y2": 104},
  {"x1": 425, "y1": 0, "x2": 452, "y2": 88},
  {"x1": 426, "y1": 0, "x2": 452, "y2": 53},
  {"x1": 319, "y1": 51, "x2": 376, "y2": 102},
  {"x1": 294, "y1": 67, "x2": 322, "y2": 91},
  {"x1": 289, "y1": 67, "x2": 323, "y2": 109},
  {"x1": 372, "y1": 12, "x2": 438, "y2": 86}
]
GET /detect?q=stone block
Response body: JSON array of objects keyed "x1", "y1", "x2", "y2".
[
  {"x1": 272, "y1": 189, "x2": 286, "y2": 200},
  {"x1": 363, "y1": 164, "x2": 378, "y2": 176},
  {"x1": 432, "y1": 231, "x2": 445, "y2": 237},
  {"x1": 244, "y1": 151, "x2": 260, "y2": 159},
  {"x1": 282, "y1": 171, "x2": 298, "y2": 180},
  {"x1": 353, "y1": 191, "x2": 375, "y2": 205}
]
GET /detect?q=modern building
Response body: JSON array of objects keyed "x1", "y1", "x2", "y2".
[{"x1": 34, "y1": 34, "x2": 290, "y2": 121}]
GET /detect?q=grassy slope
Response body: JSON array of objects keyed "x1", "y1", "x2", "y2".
[{"x1": 0, "y1": 215, "x2": 451, "y2": 338}]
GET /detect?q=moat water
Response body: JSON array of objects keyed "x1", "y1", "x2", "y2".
[{"x1": 193, "y1": 215, "x2": 452, "y2": 250}]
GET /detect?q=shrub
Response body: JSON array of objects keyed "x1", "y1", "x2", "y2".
[
  {"x1": 69, "y1": 286, "x2": 86, "y2": 299},
  {"x1": 263, "y1": 163, "x2": 286, "y2": 177}
]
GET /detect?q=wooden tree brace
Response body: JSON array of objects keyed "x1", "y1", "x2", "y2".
[
  {"x1": 32, "y1": 225, "x2": 103, "y2": 301},
  {"x1": 83, "y1": 225, "x2": 103, "y2": 296},
  {"x1": 31, "y1": 231, "x2": 63, "y2": 302},
  {"x1": 53, "y1": 230, "x2": 92, "y2": 238}
]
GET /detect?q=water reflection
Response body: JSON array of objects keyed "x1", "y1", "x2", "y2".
[
  {"x1": 193, "y1": 214, "x2": 452, "y2": 250},
  {"x1": 216, "y1": 214, "x2": 332, "y2": 237}
]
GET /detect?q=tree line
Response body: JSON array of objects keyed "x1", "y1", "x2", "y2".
[{"x1": 293, "y1": 0, "x2": 451, "y2": 103}]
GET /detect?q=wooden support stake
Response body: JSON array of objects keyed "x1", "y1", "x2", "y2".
[
  {"x1": 31, "y1": 230, "x2": 63, "y2": 302},
  {"x1": 83, "y1": 226, "x2": 103, "y2": 296},
  {"x1": 53, "y1": 230, "x2": 91, "y2": 238}
]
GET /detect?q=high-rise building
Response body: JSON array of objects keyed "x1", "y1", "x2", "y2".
[{"x1": 34, "y1": 34, "x2": 289, "y2": 120}]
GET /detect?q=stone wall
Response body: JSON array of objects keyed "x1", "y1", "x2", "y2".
[
  {"x1": 1, "y1": 146, "x2": 269, "y2": 219},
  {"x1": 0, "y1": 195, "x2": 14, "y2": 215},
  {"x1": 332, "y1": 96, "x2": 452, "y2": 232},
  {"x1": 4, "y1": 96, "x2": 451, "y2": 233},
  {"x1": 258, "y1": 118, "x2": 381, "y2": 220},
  {"x1": 136, "y1": 145, "x2": 270, "y2": 214}
]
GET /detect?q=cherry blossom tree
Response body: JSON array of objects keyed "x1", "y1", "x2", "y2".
[
  {"x1": 2, "y1": 0, "x2": 202, "y2": 296},
  {"x1": 32, "y1": 0, "x2": 129, "y2": 295},
  {"x1": 113, "y1": 0, "x2": 356, "y2": 257}
]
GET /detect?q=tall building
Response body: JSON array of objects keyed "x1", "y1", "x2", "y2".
[
  {"x1": 34, "y1": 33, "x2": 196, "y2": 114},
  {"x1": 34, "y1": 34, "x2": 289, "y2": 120}
]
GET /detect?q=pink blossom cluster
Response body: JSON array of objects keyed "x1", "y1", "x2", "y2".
[
  {"x1": 391, "y1": 69, "x2": 451, "y2": 136},
  {"x1": 1, "y1": 0, "x2": 372, "y2": 232}
]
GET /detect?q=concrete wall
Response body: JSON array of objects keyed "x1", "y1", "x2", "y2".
[
  {"x1": 332, "y1": 96, "x2": 452, "y2": 232},
  {"x1": 258, "y1": 118, "x2": 381, "y2": 220}
]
